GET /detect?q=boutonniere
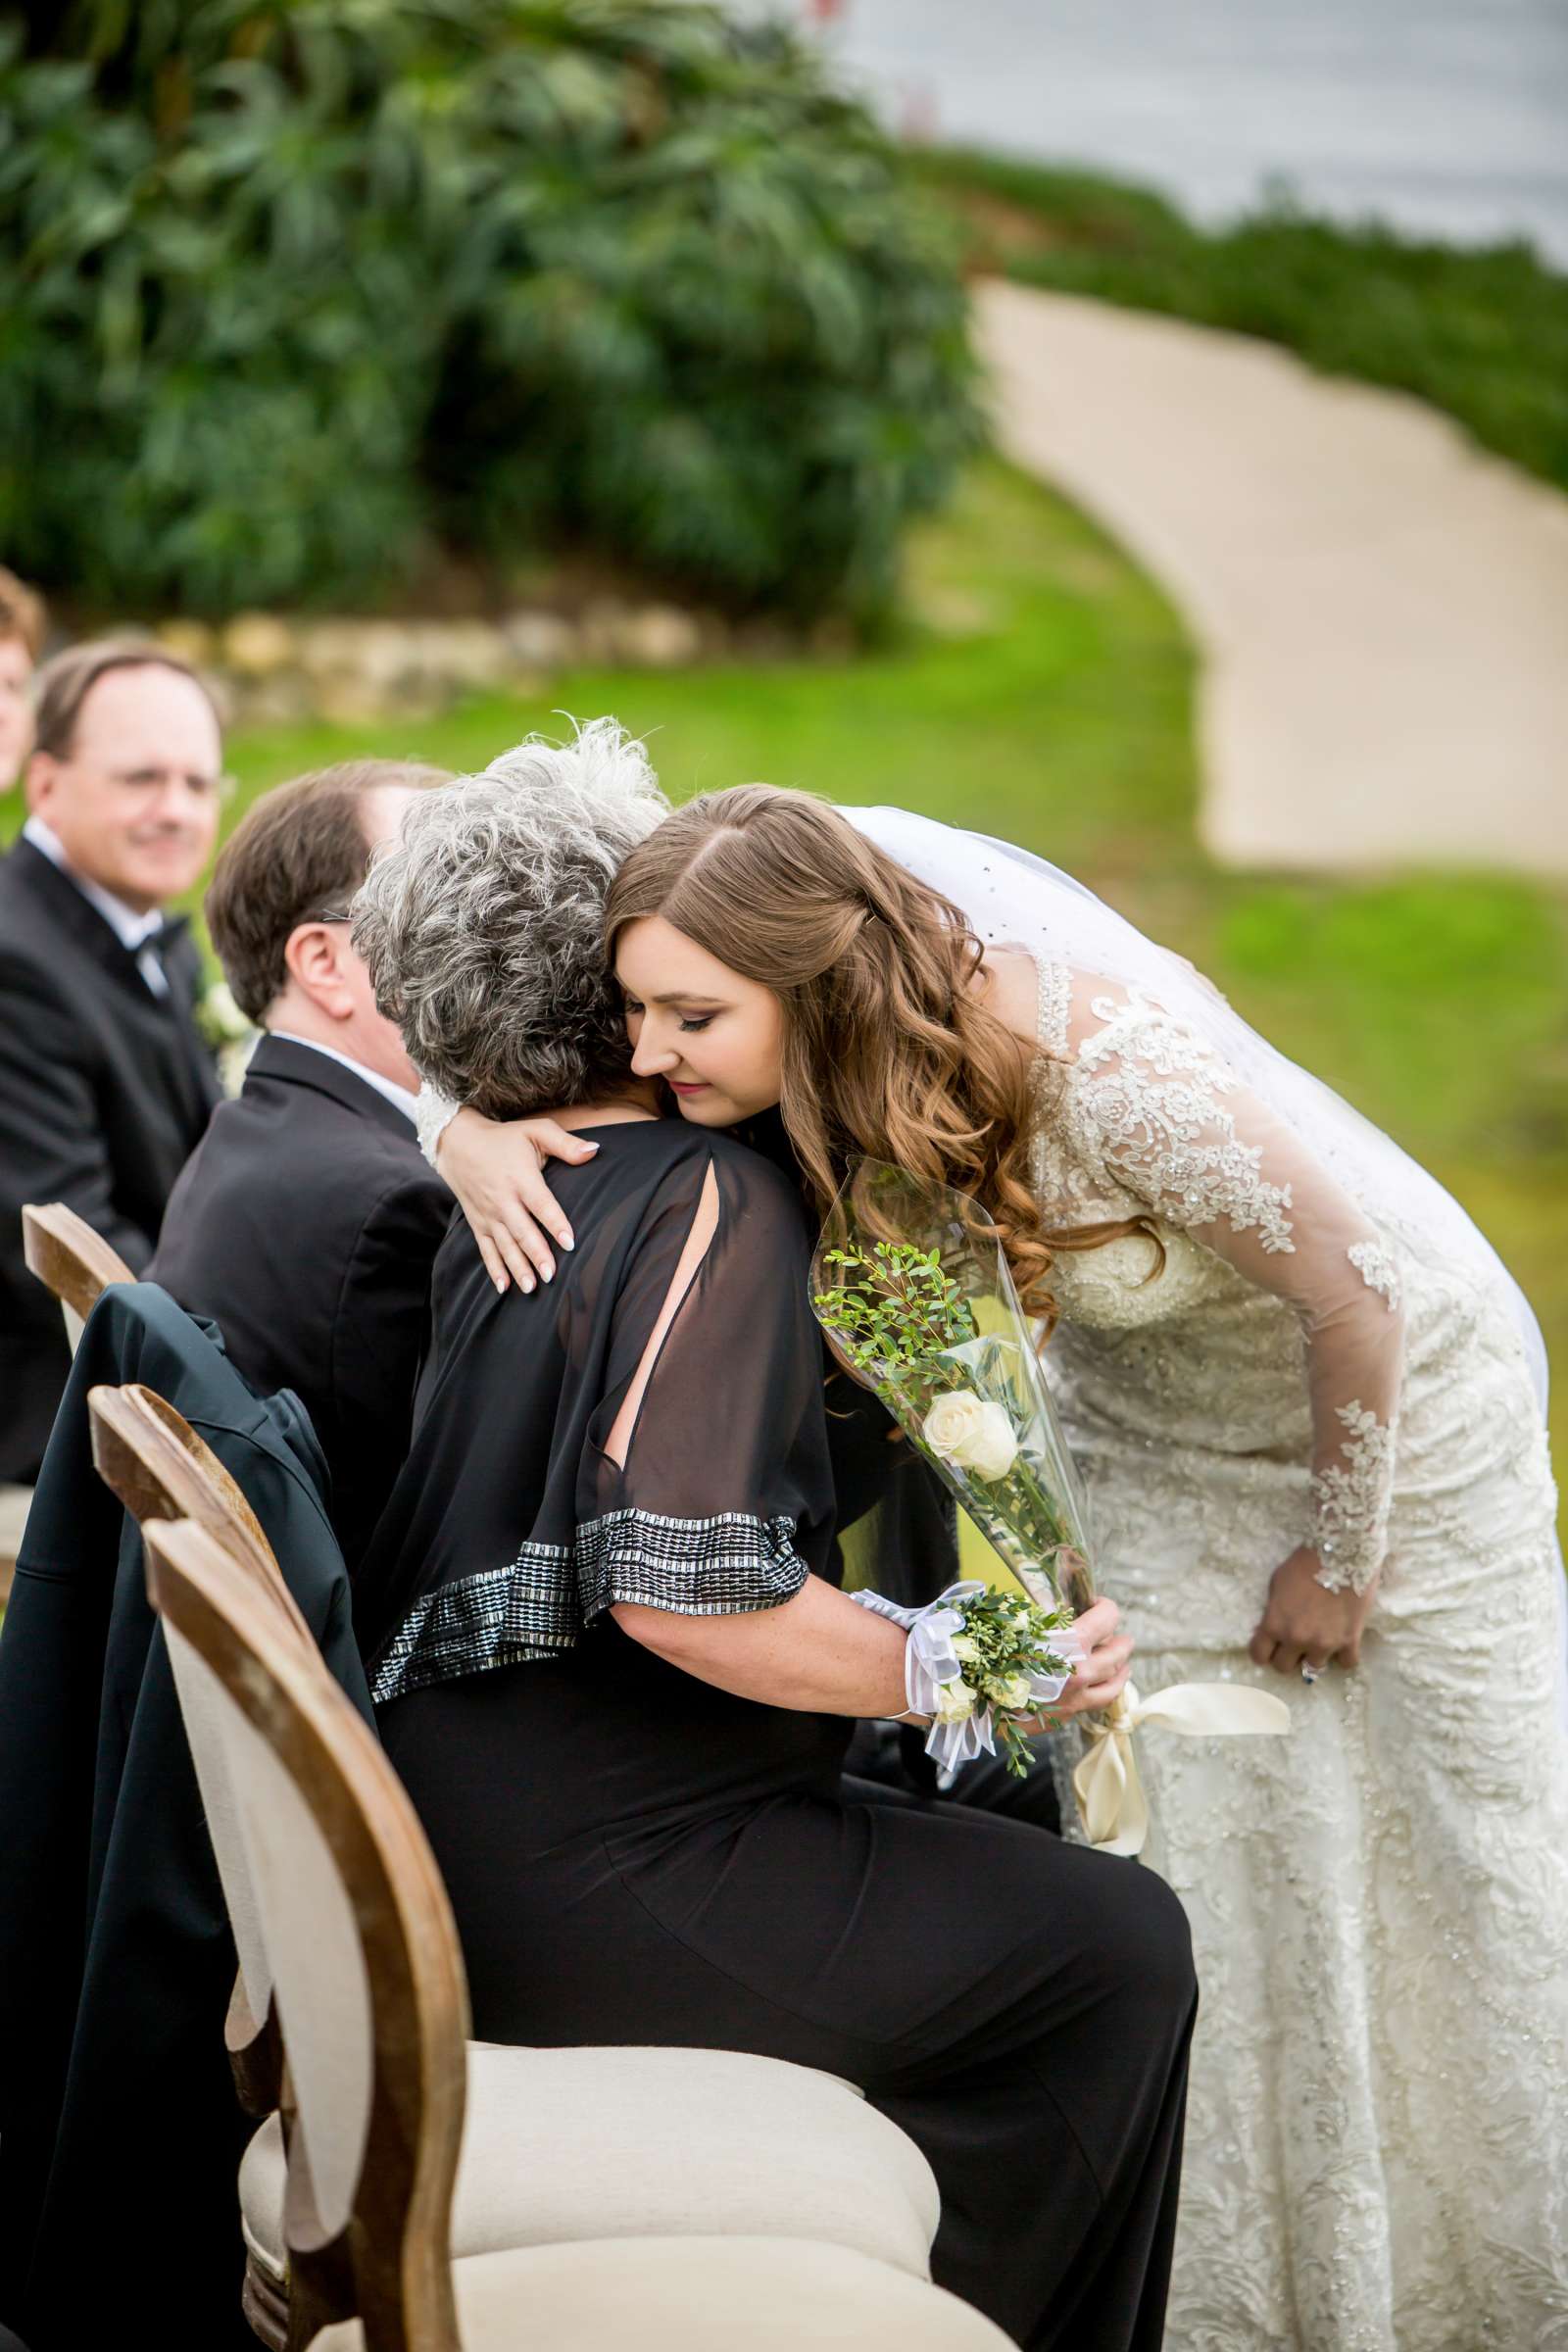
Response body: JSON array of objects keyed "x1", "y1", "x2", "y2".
[{"x1": 196, "y1": 977, "x2": 254, "y2": 1051}]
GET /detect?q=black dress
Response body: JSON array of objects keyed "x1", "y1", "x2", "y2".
[{"x1": 360, "y1": 1119, "x2": 1196, "y2": 2352}]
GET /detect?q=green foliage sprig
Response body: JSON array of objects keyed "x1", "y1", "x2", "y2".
[{"x1": 814, "y1": 1240, "x2": 977, "y2": 1373}]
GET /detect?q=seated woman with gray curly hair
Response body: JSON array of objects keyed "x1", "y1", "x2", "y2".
[{"x1": 351, "y1": 723, "x2": 1195, "y2": 2352}]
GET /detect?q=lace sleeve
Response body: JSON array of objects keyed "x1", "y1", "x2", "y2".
[
  {"x1": 415, "y1": 1083, "x2": 460, "y2": 1171},
  {"x1": 1060, "y1": 977, "x2": 1406, "y2": 1594}
]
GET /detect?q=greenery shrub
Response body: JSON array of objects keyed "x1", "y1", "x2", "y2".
[
  {"x1": 0, "y1": 2, "x2": 981, "y2": 620},
  {"x1": 914, "y1": 147, "x2": 1568, "y2": 495}
]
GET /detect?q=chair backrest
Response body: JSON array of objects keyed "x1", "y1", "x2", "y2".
[
  {"x1": 88, "y1": 1383, "x2": 318, "y2": 2069},
  {"x1": 87, "y1": 1382, "x2": 313, "y2": 1643},
  {"x1": 0, "y1": 1486, "x2": 28, "y2": 1610},
  {"x1": 22, "y1": 1202, "x2": 134, "y2": 1353},
  {"x1": 142, "y1": 1517, "x2": 469, "y2": 2352}
]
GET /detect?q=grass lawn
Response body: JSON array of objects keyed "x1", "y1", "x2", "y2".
[{"x1": 6, "y1": 455, "x2": 1563, "y2": 1531}]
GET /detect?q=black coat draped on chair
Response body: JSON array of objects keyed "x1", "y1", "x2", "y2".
[{"x1": 0, "y1": 1285, "x2": 371, "y2": 2352}]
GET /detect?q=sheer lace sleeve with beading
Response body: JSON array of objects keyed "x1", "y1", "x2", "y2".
[
  {"x1": 415, "y1": 1083, "x2": 461, "y2": 1169},
  {"x1": 1036, "y1": 961, "x2": 1407, "y2": 1595}
]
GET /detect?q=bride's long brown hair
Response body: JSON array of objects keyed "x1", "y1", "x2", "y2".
[{"x1": 605, "y1": 786, "x2": 1148, "y2": 1325}]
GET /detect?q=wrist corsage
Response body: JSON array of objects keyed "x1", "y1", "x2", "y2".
[{"x1": 853, "y1": 1580, "x2": 1080, "y2": 1777}]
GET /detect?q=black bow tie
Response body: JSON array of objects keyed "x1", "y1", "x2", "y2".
[{"x1": 140, "y1": 915, "x2": 195, "y2": 979}]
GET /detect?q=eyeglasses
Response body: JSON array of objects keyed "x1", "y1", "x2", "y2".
[{"x1": 102, "y1": 765, "x2": 236, "y2": 803}]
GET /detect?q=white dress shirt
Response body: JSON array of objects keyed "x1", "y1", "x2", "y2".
[
  {"x1": 268, "y1": 1031, "x2": 420, "y2": 1125},
  {"x1": 22, "y1": 813, "x2": 171, "y2": 999}
]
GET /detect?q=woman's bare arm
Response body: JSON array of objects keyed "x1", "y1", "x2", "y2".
[
  {"x1": 614, "y1": 1581, "x2": 1133, "y2": 1723},
  {"x1": 613, "y1": 1575, "x2": 909, "y2": 1714}
]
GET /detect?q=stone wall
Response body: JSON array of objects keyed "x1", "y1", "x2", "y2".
[{"x1": 156, "y1": 601, "x2": 857, "y2": 726}]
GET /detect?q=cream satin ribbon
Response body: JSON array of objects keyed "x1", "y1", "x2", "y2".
[{"x1": 1072, "y1": 1680, "x2": 1292, "y2": 1857}]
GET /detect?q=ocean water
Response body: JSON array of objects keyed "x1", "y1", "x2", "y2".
[{"x1": 760, "y1": 0, "x2": 1568, "y2": 262}]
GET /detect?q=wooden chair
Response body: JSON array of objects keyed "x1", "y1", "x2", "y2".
[
  {"x1": 141, "y1": 1518, "x2": 1008, "y2": 2352},
  {"x1": 87, "y1": 1386, "x2": 949, "y2": 2346},
  {"x1": 86, "y1": 1382, "x2": 318, "y2": 2130},
  {"x1": 143, "y1": 1515, "x2": 467, "y2": 2351},
  {"x1": 22, "y1": 1201, "x2": 135, "y2": 1354},
  {"x1": 0, "y1": 1487, "x2": 27, "y2": 1611},
  {"x1": 2, "y1": 1204, "x2": 136, "y2": 1604}
]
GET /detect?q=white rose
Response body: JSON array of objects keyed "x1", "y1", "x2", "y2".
[
  {"x1": 933, "y1": 1678, "x2": 977, "y2": 1725},
  {"x1": 921, "y1": 1390, "x2": 1019, "y2": 1482},
  {"x1": 949, "y1": 1634, "x2": 980, "y2": 1662},
  {"x1": 998, "y1": 1674, "x2": 1037, "y2": 1712}
]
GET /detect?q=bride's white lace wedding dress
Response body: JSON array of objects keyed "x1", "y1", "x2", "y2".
[
  {"x1": 846, "y1": 808, "x2": 1568, "y2": 2352},
  {"x1": 1026, "y1": 962, "x2": 1568, "y2": 2351}
]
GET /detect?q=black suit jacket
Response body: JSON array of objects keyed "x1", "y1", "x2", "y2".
[
  {"x1": 0, "y1": 837, "x2": 220, "y2": 1478},
  {"x1": 0, "y1": 1284, "x2": 372, "y2": 2351},
  {"x1": 151, "y1": 1034, "x2": 452, "y2": 1571}
]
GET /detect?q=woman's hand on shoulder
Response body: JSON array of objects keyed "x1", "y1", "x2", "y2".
[{"x1": 437, "y1": 1106, "x2": 600, "y2": 1295}]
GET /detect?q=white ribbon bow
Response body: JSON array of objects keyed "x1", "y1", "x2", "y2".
[{"x1": 1072, "y1": 1679, "x2": 1291, "y2": 1856}]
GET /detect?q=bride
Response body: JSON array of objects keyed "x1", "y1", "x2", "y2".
[{"x1": 433, "y1": 775, "x2": 1568, "y2": 2351}]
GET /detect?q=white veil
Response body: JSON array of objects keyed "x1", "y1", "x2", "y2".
[{"x1": 842, "y1": 803, "x2": 1551, "y2": 1419}]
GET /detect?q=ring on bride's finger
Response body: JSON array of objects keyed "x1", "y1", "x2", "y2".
[{"x1": 1299, "y1": 1660, "x2": 1321, "y2": 1684}]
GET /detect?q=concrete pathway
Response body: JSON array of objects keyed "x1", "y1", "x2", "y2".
[{"x1": 974, "y1": 277, "x2": 1568, "y2": 877}]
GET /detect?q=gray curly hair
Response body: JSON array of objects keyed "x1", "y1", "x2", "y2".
[{"x1": 352, "y1": 717, "x2": 669, "y2": 1116}]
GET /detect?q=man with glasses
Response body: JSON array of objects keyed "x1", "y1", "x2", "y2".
[
  {"x1": 149, "y1": 760, "x2": 463, "y2": 1571},
  {"x1": 0, "y1": 642, "x2": 225, "y2": 1481}
]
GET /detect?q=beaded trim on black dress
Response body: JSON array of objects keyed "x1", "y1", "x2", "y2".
[{"x1": 371, "y1": 1506, "x2": 807, "y2": 1704}]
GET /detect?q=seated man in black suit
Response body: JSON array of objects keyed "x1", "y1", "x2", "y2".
[
  {"x1": 0, "y1": 640, "x2": 223, "y2": 1481},
  {"x1": 151, "y1": 760, "x2": 465, "y2": 1572}
]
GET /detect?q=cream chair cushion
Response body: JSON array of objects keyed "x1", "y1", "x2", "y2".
[
  {"x1": 242, "y1": 2043, "x2": 939, "y2": 2284},
  {"x1": 314, "y1": 2233, "x2": 1017, "y2": 2351}
]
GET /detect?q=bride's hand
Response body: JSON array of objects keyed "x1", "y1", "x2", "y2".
[
  {"x1": 1041, "y1": 1595, "x2": 1134, "y2": 1722},
  {"x1": 1249, "y1": 1546, "x2": 1373, "y2": 1675},
  {"x1": 437, "y1": 1106, "x2": 602, "y2": 1296}
]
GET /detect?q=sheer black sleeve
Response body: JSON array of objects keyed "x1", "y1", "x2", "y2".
[
  {"x1": 573, "y1": 1139, "x2": 835, "y2": 1623},
  {"x1": 362, "y1": 1127, "x2": 842, "y2": 1705}
]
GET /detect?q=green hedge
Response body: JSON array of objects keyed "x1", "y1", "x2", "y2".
[
  {"x1": 914, "y1": 148, "x2": 1568, "y2": 493},
  {"x1": 0, "y1": 2, "x2": 981, "y2": 620}
]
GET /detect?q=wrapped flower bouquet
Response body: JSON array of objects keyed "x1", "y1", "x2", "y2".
[{"x1": 813, "y1": 1161, "x2": 1289, "y2": 1847}]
